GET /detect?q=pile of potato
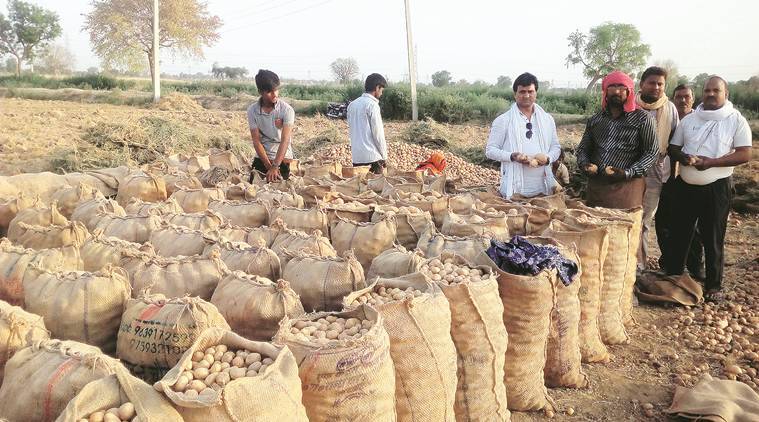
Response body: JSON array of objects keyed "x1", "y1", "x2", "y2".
[
  {"x1": 171, "y1": 344, "x2": 275, "y2": 398},
  {"x1": 406, "y1": 192, "x2": 443, "y2": 201},
  {"x1": 380, "y1": 205, "x2": 424, "y2": 215},
  {"x1": 288, "y1": 315, "x2": 375, "y2": 345},
  {"x1": 348, "y1": 285, "x2": 424, "y2": 308},
  {"x1": 326, "y1": 199, "x2": 370, "y2": 210},
  {"x1": 420, "y1": 257, "x2": 488, "y2": 285},
  {"x1": 77, "y1": 403, "x2": 135, "y2": 422}
]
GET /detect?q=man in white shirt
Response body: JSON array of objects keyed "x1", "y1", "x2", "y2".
[
  {"x1": 347, "y1": 73, "x2": 388, "y2": 174},
  {"x1": 666, "y1": 76, "x2": 752, "y2": 302}
]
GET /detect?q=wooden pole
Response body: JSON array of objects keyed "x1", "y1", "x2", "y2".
[
  {"x1": 403, "y1": 0, "x2": 418, "y2": 121},
  {"x1": 153, "y1": 0, "x2": 161, "y2": 103}
]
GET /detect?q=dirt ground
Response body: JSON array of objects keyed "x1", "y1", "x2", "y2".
[{"x1": 1, "y1": 96, "x2": 758, "y2": 421}]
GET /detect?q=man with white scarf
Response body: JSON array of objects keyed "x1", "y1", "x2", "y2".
[
  {"x1": 486, "y1": 72, "x2": 561, "y2": 199},
  {"x1": 666, "y1": 76, "x2": 751, "y2": 302},
  {"x1": 636, "y1": 66, "x2": 679, "y2": 273}
]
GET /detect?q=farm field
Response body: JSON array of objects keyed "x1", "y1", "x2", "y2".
[{"x1": 0, "y1": 94, "x2": 757, "y2": 421}]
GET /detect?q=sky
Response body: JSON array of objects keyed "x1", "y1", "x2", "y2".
[{"x1": 6, "y1": 0, "x2": 759, "y2": 88}]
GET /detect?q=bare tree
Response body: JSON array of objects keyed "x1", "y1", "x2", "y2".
[
  {"x1": 330, "y1": 57, "x2": 359, "y2": 84},
  {"x1": 38, "y1": 43, "x2": 76, "y2": 76}
]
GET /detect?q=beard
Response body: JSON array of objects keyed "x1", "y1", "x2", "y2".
[{"x1": 607, "y1": 95, "x2": 626, "y2": 107}]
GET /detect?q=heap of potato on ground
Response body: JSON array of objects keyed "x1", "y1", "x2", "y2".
[{"x1": 0, "y1": 149, "x2": 756, "y2": 422}]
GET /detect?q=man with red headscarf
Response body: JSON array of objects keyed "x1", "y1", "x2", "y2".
[{"x1": 576, "y1": 71, "x2": 659, "y2": 208}]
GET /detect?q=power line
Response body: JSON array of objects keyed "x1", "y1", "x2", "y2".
[
  {"x1": 220, "y1": 0, "x2": 305, "y2": 27},
  {"x1": 221, "y1": 0, "x2": 338, "y2": 34}
]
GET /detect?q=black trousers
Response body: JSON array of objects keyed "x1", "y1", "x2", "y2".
[
  {"x1": 249, "y1": 157, "x2": 290, "y2": 183},
  {"x1": 665, "y1": 176, "x2": 731, "y2": 291},
  {"x1": 353, "y1": 160, "x2": 386, "y2": 175},
  {"x1": 656, "y1": 180, "x2": 705, "y2": 277}
]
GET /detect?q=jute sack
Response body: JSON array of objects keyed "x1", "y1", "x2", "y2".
[
  {"x1": 526, "y1": 192, "x2": 567, "y2": 210},
  {"x1": 323, "y1": 201, "x2": 373, "y2": 228},
  {"x1": 117, "y1": 295, "x2": 230, "y2": 383},
  {"x1": 124, "y1": 197, "x2": 183, "y2": 216},
  {"x1": 254, "y1": 186, "x2": 306, "y2": 208},
  {"x1": 395, "y1": 191, "x2": 450, "y2": 228},
  {"x1": 372, "y1": 204, "x2": 434, "y2": 250},
  {"x1": 154, "y1": 328, "x2": 308, "y2": 422},
  {"x1": 555, "y1": 209, "x2": 632, "y2": 345},
  {"x1": 324, "y1": 190, "x2": 393, "y2": 207},
  {"x1": 423, "y1": 252, "x2": 510, "y2": 422},
  {"x1": 303, "y1": 162, "x2": 342, "y2": 179},
  {"x1": 332, "y1": 176, "x2": 368, "y2": 197},
  {"x1": 216, "y1": 219, "x2": 285, "y2": 247},
  {"x1": 162, "y1": 209, "x2": 224, "y2": 232},
  {"x1": 211, "y1": 273, "x2": 304, "y2": 341},
  {"x1": 94, "y1": 212, "x2": 162, "y2": 244},
  {"x1": 7, "y1": 201, "x2": 68, "y2": 240},
  {"x1": 204, "y1": 241, "x2": 281, "y2": 280},
  {"x1": 127, "y1": 250, "x2": 228, "y2": 301},
  {"x1": 12, "y1": 221, "x2": 90, "y2": 250},
  {"x1": 487, "y1": 257, "x2": 556, "y2": 411},
  {"x1": 80, "y1": 230, "x2": 155, "y2": 272},
  {"x1": 0, "y1": 300, "x2": 49, "y2": 383},
  {"x1": 163, "y1": 171, "x2": 203, "y2": 196},
  {"x1": 50, "y1": 182, "x2": 104, "y2": 218},
  {"x1": 56, "y1": 365, "x2": 183, "y2": 422},
  {"x1": 341, "y1": 165, "x2": 371, "y2": 179},
  {"x1": 270, "y1": 227, "x2": 336, "y2": 268},
  {"x1": 208, "y1": 198, "x2": 269, "y2": 228},
  {"x1": 222, "y1": 182, "x2": 255, "y2": 201},
  {"x1": 208, "y1": 149, "x2": 242, "y2": 171},
  {"x1": 271, "y1": 204, "x2": 329, "y2": 236},
  {"x1": 475, "y1": 200, "x2": 531, "y2": 236},
  {"x1": 22, "y1": 265, "x2": 131, "y2": 354},
  {"x1": 330, "y1": 215, "x2": 397, "y2": 273},
  {"x1": 116, "y1": 172, "x2": 168, "y2": 206},
  {"x1": 170, "y1": 187, "x2": 226, "y2": 213},
  {"x1": 367, "y1": 244, "x2": 425, "y2": 280},
  {"x1": 149, "y1": 223, "x2": 218, "y2": 257},
  {"x1": 283, "y1": 250, "x2": 365, "y2": 312},
  {"x1": 416, "y1": 230, "x2": 491, "y2": 265},
  {"x1": 380, "y1": 180, "x2": 424, "y2": 198},
  {"x1": 71, "y1": 197, "x2": 126, "y2": 232},
  {"x1": 543, "y1": 220, "x2": 610, "y2": 363},
  {"x1": 441, "y1": 208, "x2": 510, "y2": 241},
  {"x1": 0, "y1": 239, "x2": 69, "y2": 306},
  {"x1": 0, "y1": 340, "x2": 122, "y2": 421},
  {"x1": 387, "y1": 168, "x2": 425, "y2": 182},
  {"x1": 0, "y1": 192, "x2": 39, "y2": 236},
  {"x1": 167, "y1": 154, "x2": 211, "y2": 174},
  {"x1": 273, "y1": 305, "x2": 397, "y2": 422},
  {"x1": 523, "y1": 237, "x2": 587, "y2": 389},
  {"x1": 343, "y1": 273, "x2": 458, "y2": 422}
]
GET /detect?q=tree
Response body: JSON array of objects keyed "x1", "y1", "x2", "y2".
[
  {"x1": 431, "y1": 70, "x2": 451, "y2": 87},
  {"x1": 86, "y1": 66, "x2": 99, "y2": 74},
  {"x1": 330, "y1": 57, "x2": 359, "y2": 84},
  {"x1": 83, "y1": 0, "x2": 222, "y2": 84},
  {"x1": 496, "y1": 75, "x2": 512, "y2": 88},
  {"x1": 211, "y1": 62, "x2": 247, "y2": 79},
  {"x1": 691, "y1": 73, "x2": 710, "y2": 94},
  {"x1": 38, "y1": 43, "x2": 75, "y2": 75},
  {"x1": 0, "y1": 0, "x2": 61, "y2": 77},
  {"x1": 566, "y1": 22, "x2": 651, "y2": 91},
  {"x1": 4, "y1": 57, "x2": 15, "y2": 73}
]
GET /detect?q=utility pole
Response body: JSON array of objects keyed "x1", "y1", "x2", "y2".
[
  {"x1": 152, "y1": 0, "x2": 161, "y2": 103},
  {"x1": 403, "y1": 0, "x2": 418, "y2": 121}
]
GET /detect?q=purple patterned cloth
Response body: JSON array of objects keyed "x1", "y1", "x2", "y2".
[{"x1": 487, "y1": 236, "x2": 578, "y2": 286}]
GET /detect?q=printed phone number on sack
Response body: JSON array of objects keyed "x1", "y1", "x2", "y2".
[
  {"x1": 129, "y1": 338, "x2": 184, "y2": 355},
  {"x1": 119, "y1": 323, "x2": 192, "y2": 345}
]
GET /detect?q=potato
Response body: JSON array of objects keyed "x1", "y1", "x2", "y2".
[{"x1": 117, "y1": 402, "x2": 135, "y2": 421}]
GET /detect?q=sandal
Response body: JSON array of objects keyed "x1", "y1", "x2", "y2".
[{"x1": 704, "y1": 290, "x2": 725, "y2": 303}]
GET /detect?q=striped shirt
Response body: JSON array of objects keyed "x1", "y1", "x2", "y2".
[{"x1": 576, "y1": 109, "x2": 659, "y2": 177}]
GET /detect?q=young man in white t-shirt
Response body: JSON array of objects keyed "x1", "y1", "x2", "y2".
[{"x1": 666, "y1": 76, "x2": 752, "y2": 302}]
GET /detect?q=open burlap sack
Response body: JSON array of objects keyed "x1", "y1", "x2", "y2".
[
  {"x1": 270, "y1": 227, "x2": 336, "y2": 268},
  {"x1": 223, "y1": 182, "x2": 256, "y2": 201},
  {"x1": 93, "y1": 212, "x2": 161, "y2": 244},
  {"x1": 116, "y1": 172, "x2": 168, "y2": 206},
  {"x1": 0, "y1": 339, "x2": 122, "y2": 421},
  {"x1": 149, "y1": 222, "x2": 218, "y2": 257},
  {"x1": 295, "y1": 183, "x2": 333, "y2": 209},
  {"x1": 323, "y1": 201, "x2": 374, "y2": 228},
  {"x1": 343, "y1": 273, "x2": 458, "y2": 421},
  {"x1": 254, "y1": 186, "x2": 305, "y2": 208},
  {"x1": 417, "y1": 230, "x2": 491, "y2": 265},
  {"x1": 56, "y1": 365, "x2": 183, "y2": 422},
  {"x1": 117, "y1": 295, "x2": 230, "y2": 383},
  {"x1": 395, "y1": 191, "x2": 451, "y2": 228},
  {"x1": 372, "y1": 204, "x2": 434, "y2": 250},
  {"x1": 216, "y1": 218, "x2": 285, "y2": 247},
  {"x1": 367, "y1": 244, "x2": 425, "y2": 280},
  {"x1": 0, "y1": 192, "x2": 39, "y2": 236},
  {"x1": 273, "y1": 305, "x2": 397, "y2": 422},
  {"x1": 71, "y1": 197, "x2": 126, "y2": 232},
  {"x1": 127, "y1": 250, "x2": 227, "y2": 300},
  {"x1": 206, "y1": 241, "x2": 280, "y2": 280},
  {"x1": 441, "y1": 208, "x2": 510, "y2": 241},
  {"x1": 330, "y1": 215, "x2": 397, "y2": 273},
  {"x1": 7, "y1": 201, "x2": 68, "y2": 240},
  {"x1": 50, "y1": 182, "x2": 104, "y2": 218},
  {"x1": 154, "y1": 328, "x2": 308, "y2": 421},
  {"x1": 80, "y1": 230, "x2": 154, "y2": 272},
  {"x1": 475, "y1": 200, "x2": 531, "y2": 236},
  {"x1": 425, "y1": 252, "x2": 510, "y2": 422},
  {"x1": 0, "y1": 300, "x2": 49, "y2": 383},
  {"x1": 164, "y1": 171, "x2": 203, "y2": 197},
  {"x1": 488, "y1": 257, "x2": 556, "y2": 411},
  {"x1": 283, "y1": 250, "x2": 365, "y2": 312},
  {"x1": 543, "y1": 220, "x2": 611, "y2": 363},
  {"x1": 526, "y1": 192, "x2": 566, "y2": 210},
  {"x1": 12, "y1": 221, "x2": 89, "y2": 250},
  {"x1": 170, "y1": 187, "x2": 226, "y2": 213},
  {"x1": 555, "y1": 209, "x2": 633, "y2": 345},
  {"x1": 341, "y1": 165, "x2": 371, "y2": 179},
  {"x1": 125, "y1": 197, "x2": 184, "y2": 216},
  {"x1": 209, "y1": 198, "x2": 269, "y2": 228},
  {"x1": 665, "y1": 373, "x2": 759, "y2": 422},
  {"x1": 22, "y1": 265, "x2": 131, "y2": 354},
  {"x1": 271, "y1": 204, "x2": 329, "y2": 237},
  {"x1": 211, "y1": 273, "x2": 304, "y2": 341},
  {"x1": 303, "y1": 162, "x2": 342, "y2": 179},
  {"x1": 0, "y1": 239, "x2": 69, "y2": 306}
]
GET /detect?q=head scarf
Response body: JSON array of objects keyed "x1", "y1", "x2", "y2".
[
  {"x1": 415, "y1": 152, "x2": 447, "y2": 175},
  {"x1": 601, "y1": 71, "x2": 637, "y2": 113}
]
